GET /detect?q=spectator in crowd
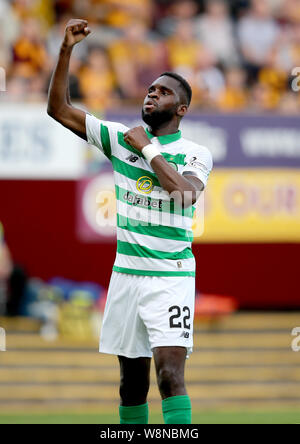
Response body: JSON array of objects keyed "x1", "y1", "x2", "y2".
[
  {"x1": 0, "y1": 32, "x2": 8, "y2": 70},
  {"x1": 12, "y1": 0, "x2": 55, "y2": 31},
  {"x1": 102, "y1": 0, "x2": 153, "y2": 29},
  {"x1": 73, "y1": 0, "x2": 153, "y2": 28},
  {"x1": 165, "y1": 19, "x2": 213, "y2": 84},
  {"x1": 0, "y1": 0, "x2": 298, "y2": 113},
  {"x1": 156, "y1": 0, "x2": 199, "y2": 37},
  {"x1": 11, "y1": 17, "x2": 49, "y2": 79},
  {"x1": 248, "y1": 81, "x2": 281, "y2": 112},
  {"x1": 237, "y1": 0, "x2": 280, "y2": 81},
  {"x1": 195, "y1": 0, "x2": 239, "y2": 67},
  {"x1": 79, "y1": 47, "x2": 117, "y2": 111},
  {"x1": 194, "y1": 62, "x2": 225, "y2": 108},
  {"x1": 289, "y1": 22, "x2": 300, "y2": 64},
  {"x1": 69, "y1": 0, "x2": 107, "y2": 25},
  {"x1": 258, "y1": 49, "x2": 288, "y2": 95},
  {"x1": 278, "y1": 91, "x2": 300, "y2": 114},
  {"x1": 277, "y1": 22, "x2": 300, "y2": 69},
  {"x1": 109, "y1": 21, "x2": 162, "y2": 101},
  {"x1": 265, "y1": 19, "x2": 300, "y2": 103},
  {"x1": 217, "y1": 66, "x2": 248, "y2": 112},
  {"x1": 0, "y1": 0, "x2": 20, "y2": 68},
  {"x1": 54, "y1": 0, "x2": 75, "y2": 19}
]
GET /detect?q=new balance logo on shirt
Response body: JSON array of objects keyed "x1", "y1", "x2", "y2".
[{"x1": 126, "y1": 154, "x2": 139, "y2": 163}]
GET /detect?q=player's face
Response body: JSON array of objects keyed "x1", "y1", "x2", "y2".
[{"x1": 142, "y1": 76, "x2": 181, "y2": 127}]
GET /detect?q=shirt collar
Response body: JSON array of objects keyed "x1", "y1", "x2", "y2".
[{"x1": 145, "y1": 128, "x2": 182, "y2": 145}]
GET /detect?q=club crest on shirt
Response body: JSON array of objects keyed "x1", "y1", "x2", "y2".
[{"x1": 136, "y1": 176, "x2": 154, "y2": 194}]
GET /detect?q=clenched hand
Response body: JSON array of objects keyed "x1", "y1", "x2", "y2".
[
  {"x1": 124, "y1": 127, "x2": 151, "y2": 152},
  {"x1": 63, "y1": 19, "x2": 91, "y2": 48}
]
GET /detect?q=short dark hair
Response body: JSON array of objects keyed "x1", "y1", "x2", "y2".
[{"x1": 160, "y1": 72, "x2": 192, "y2": 106}]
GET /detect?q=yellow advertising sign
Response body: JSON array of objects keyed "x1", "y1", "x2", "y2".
[{"x1": 193, "y1": 169, "x2": 300, "y2": 243}]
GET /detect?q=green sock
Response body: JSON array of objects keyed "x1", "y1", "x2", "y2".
[
  {"x1": 162, "y1": 395, "x2": 192, "y2": 424},
  {"x1": 119, "y1": 403, "x2": 149, "y2": 424}
]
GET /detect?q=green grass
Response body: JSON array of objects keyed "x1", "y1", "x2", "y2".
[{"x1": 0, "y1": 410, "x2": 299, "y2": 424}]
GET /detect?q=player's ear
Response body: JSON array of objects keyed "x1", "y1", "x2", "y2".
[{"x1": 176, "y1": 104, "x2": 188, "y2": 117}]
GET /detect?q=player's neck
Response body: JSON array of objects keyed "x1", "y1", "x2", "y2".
[{"x1": 147, "y1": 122, "x2": 179, "y2": 137}]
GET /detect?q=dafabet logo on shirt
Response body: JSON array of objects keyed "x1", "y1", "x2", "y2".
[{"x1": 136, "y1": 176, "x2": 154, "y2": 194}]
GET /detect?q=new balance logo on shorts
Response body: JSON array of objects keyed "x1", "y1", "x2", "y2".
[{"x1": 180, "y1": 331, "x2": 190, "y2": 339}]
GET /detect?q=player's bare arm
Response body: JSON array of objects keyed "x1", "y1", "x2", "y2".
[
  {"x1": 47, "y1": 19, "x2": 91, "y2": 140},
  {"x1": 124, "y1": 126, "x2": 203, "y2": 208}
]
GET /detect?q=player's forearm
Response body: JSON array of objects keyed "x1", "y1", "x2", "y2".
[
  {"x1": 151, "y1": 156, "x2": 198, "y2": 207},
  {"x1": 47, "y1": 44, "x2": 73, "y2": 117},
  {"x1": 123, "y1": 127, "x2": 200, "y2": 207}
]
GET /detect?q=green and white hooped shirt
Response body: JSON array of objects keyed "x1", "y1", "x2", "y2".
[{"x1": 86, "y1": 114, "x2": 213, "y2": 277}]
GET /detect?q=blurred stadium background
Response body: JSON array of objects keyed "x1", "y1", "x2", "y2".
[{"x1": 0, "y1": 0, "x2": 300, "y2": 424}]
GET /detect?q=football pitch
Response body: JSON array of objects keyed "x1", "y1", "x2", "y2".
[{"x1": 0, "y1": 410, "x2": 299, "y2": 424}]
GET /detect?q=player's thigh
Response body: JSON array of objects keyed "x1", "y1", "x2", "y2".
[{"x1": 139, "y1": 276, "x2": 195, "y2": 354}]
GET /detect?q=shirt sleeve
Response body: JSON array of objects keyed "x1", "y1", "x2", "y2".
[
  {"x1": 85, "y1": 113, "x2": 128, "y2": 160},
  {"x1": 182, "y1": 146, "x2": 213, "y2": 188}
]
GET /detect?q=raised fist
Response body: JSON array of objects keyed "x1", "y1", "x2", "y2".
[{"x1": 63, "y1": 19, "x2": 91, "y2": 47}]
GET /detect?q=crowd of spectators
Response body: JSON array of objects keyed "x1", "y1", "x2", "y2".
[{"x1": 1, "y1": 0, "x2": 300, "y2": 114}]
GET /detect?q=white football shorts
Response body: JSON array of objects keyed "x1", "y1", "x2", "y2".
[{"x1": 99, "y1": 271, "x2": 195, "y2": 359}]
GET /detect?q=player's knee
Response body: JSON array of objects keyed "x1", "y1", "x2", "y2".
[
  {"x1": 119, "y1": 376, "x2": 149, "y2": 405},
  {"x1": 156, "y1": 365, "x2": 184, "y2": 397}
]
